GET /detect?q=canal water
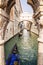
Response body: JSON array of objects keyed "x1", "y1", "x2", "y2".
[{"x1": 5, "y1": 29, "x2": 38, "y2": 65}]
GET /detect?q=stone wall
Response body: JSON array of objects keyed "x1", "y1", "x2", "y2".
[{"x1": 4, "y1": 0, "x2": 22, "y2": 41}]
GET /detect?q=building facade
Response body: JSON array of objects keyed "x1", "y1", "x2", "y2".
[
  {"x1": 0, "y1": 0, "x2": 22, "y2": 65},
  {"x1": 4, "y1": 0, "x2": 22, "y2": 41},
  {"x1": 27, "y1": 0, "x2": 43, "y2": 65}
]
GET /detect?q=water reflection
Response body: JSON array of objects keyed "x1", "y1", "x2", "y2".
[
  {"x1": 21, "y1": 29, "x2": 30, "y2": 49},
  {"x1": 17, "y1": 29, "x2": 38, "y2": 65}
]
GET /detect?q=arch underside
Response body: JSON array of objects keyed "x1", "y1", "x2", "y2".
[
  {"x1": 7, "y1": 0, "x2": 16, "y2": 11},
  {"x1": 27, "y1": 0, "x2": 39, "y2": 12}
]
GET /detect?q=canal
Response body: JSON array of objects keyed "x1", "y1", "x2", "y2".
[{"x1": 5, "y1": 29, "x2": 38, "y2": 65}]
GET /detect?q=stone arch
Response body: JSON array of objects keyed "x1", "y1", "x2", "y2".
[
  {"x1": 27, "y1": 2, "x2": 35, "y2": 13},
  {"x1": 27, "y1": 0, "x2": 40, "y2": 13},
  {"x1": 0, "y1": 0, "x2": 42, "y2": 65}
]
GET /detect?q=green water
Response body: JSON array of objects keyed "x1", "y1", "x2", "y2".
[{"x1": 5, "y1": 29, "x2": 38, "y2": 65}]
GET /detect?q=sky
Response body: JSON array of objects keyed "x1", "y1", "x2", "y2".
[{"x1": 20, "y1": 0, "x2": 33, "y2": 14}]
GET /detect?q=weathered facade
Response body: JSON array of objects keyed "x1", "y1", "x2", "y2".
[
  {"x1": 14, "y1": 0, "x2": 22, "y2": 35},
  {"x1": 0, "y1": 0, "x2": 22, "y2": 65},
  {"x1": 4, "y1": 0, "x2": 22, "y2": 41},
  {"x1": 27, "y1": 0, "x2": 43, "y2": 65}
]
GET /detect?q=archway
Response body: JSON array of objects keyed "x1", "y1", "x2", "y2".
[
  {"x1": 4, "y1": 0, "x2": 39, "y2": 64},
  {"x1": 4, "y1": 0, "x2": 36, "y2": 63},
  {"x1": 0, "y1": 0, "x2": 43, "y2": 65}
]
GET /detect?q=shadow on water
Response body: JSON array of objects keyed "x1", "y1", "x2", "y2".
[{"x1": 20, "y1": 59, "x2": 37, "y2": 65}]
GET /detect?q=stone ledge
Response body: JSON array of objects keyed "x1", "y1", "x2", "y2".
[
  {"x1": 0, "y1": 40, "x2": 4, "y2": 45},
  {"x1": 38, "y1": 38, "x2": 43, "y2": 43},
  {"x1": 4, "y1": 30, "x2": 21, "y2": 44}
]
